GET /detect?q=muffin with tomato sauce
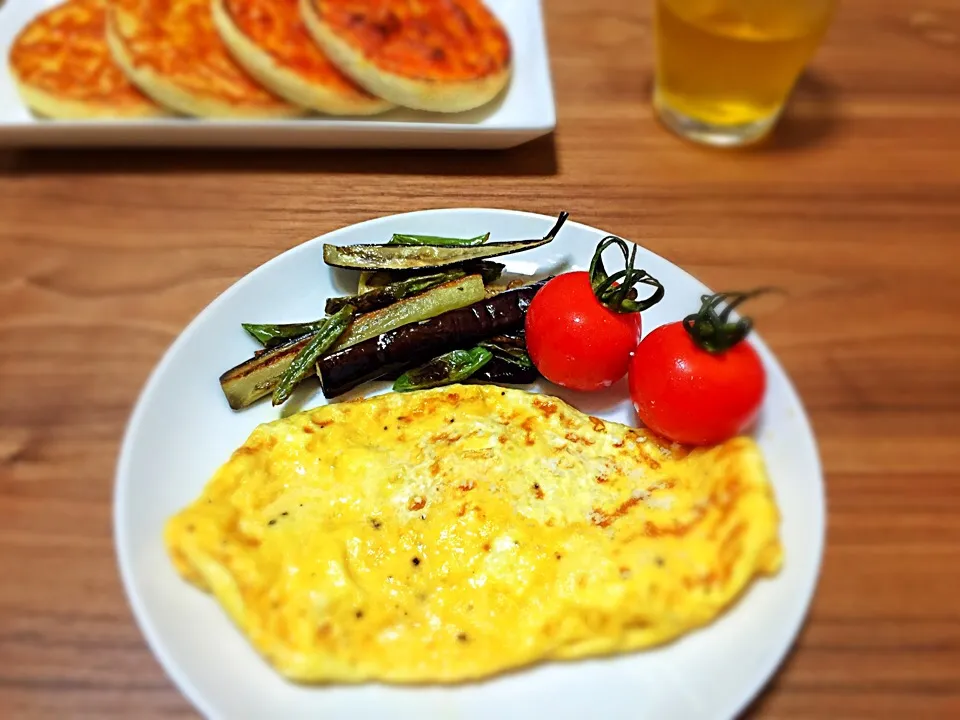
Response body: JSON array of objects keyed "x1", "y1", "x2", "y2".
[
  {"x1": 301, "y1": 0, "x2": 512, "y2": 113},
  {"x1": 212, "y1": 0, "x2": 392, "y2": 115}
]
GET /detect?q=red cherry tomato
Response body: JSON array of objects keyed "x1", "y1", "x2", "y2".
[
  {"x1": 628, "y1": 321, "x2": 765, "y2": 445},
  {"x1": 526, "y1": 272, "x2": 642, "y2": 391}
]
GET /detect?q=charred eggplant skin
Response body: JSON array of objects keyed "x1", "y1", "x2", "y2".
[
  {"x1": 472, "y1": 357, "x2": 539, "y2": 385},
  {"x1": 331, "y1": 275, "x2": 486, "y2": 350},
  {"x1": 324, "y1": 270, "x2": 465, "y2": 315},
  {"x1": 321, "y1": 212, "x2": 568, "y2": 271},
  {"x1": 219, "y1": 276, "x2": 484, "y2": 409},
  {"x1": 318, "y1": 280, "x2": 549, "y2": 398},
  {"x1": 393, "y1": 347, "x2": 493, "y2": 392},
  {"x1": 357, "y1": 261, "x2": 503, "y2": 290}
]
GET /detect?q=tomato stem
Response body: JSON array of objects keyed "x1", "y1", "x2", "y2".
[
  {"x1": 589, "y1": 236, "x2": 664, "y2": 314},
  {"x1": 682, "y1": 289, "x2": 775, "y2": 353}
]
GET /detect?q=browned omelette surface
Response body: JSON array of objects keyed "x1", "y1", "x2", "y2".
[
  {"x1": 8, "y1": 0, "x2": 162, "y2": 118},
  {"x1": 165, "y1": 385, "x2": 782, "y2": 683},
  {"x1": 108, "y1": 0, "x2": 297, "y2": 114},
  {"x1": 311, "y1": 0, "x2": 511, "y2": 82},
  {"x1": 222, "y1": 0, "x2": 380, "y2": 102}
]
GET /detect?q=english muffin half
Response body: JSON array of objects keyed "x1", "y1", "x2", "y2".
[
  {"x1": 301, "y1": 0, "x2": 512, "y2": 113},
  {"x1": 106, "y1": 0, "x2": 304, "y2": 119},
  {"x1": 9, "y1": 0, "x2": 166, "y2": 119},
  {"x1": 212, "y1": 0, "x2": 392, "y2": 116}
]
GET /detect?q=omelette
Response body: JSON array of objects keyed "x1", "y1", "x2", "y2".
[
  {"x1": 301, "y1": 0, "x2": 512, "y2": 113},
  {"x1": 166, "y1": 385, "x2": 782, "y2": 683},
  {"x1": 106, "y1": 0, "x2": 303, "y2": 118},
  {"x1": 212, "y1": 0, "x2": 392, "y2": 115},
  {"x1": 8, "y1": 0, "x2": 165, "y2": 119}
]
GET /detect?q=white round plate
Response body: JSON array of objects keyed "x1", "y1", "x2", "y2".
[{"x1": 115, "y1": 209, "x2": 824, "y2": 720}]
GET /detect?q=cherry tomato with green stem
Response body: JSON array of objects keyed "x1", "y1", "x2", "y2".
[
  {"x1": 526, "y1": 236, "x2": 665, "y2": 391},
  {"x1": 628, "y1": 291, "x2": 768, "y2": 445}
]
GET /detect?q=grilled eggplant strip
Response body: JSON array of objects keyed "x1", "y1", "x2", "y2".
[
  {"x1": 317, "y1": 280, "x2": 548, "y2": 398},
  {"x1": 325, "y1": 270, "x2": 465, "y2": 315},
  {"x1": 271, "y1": 306, "x2": 353, "y2": 406},
  {"x1": 356, "y1": 261, "x2": 504, "y2": 295},
  {"x1": 220, "y1": 334, "x2": 314, "y2": 410},
  {"x1": 472, "y1": 356, "x2": 539, "y2": 385},
  {"x1": 472, "y1": 339, "x2": 537, "y2": 384},
  {"x1": 389, "y1": 232, "x2": 490, "y2": 247},
  {"x1": 485, "y1": 331, "x2": 526, "y2": 348},
  {"x1": 478, "y1": 341, "x2": 534, "y2": 369},
  {"x1": 459, "y1": 261, "x2": 505, "y2": 285},
  {"x1": 249, "y1": 272, "x2": 483, "y2": 348},
  {"x1": 393, "y1": 347, "x2": 493, "y2": 392},
  {"x1": 220, "y1": 276, "x2": 485, "y2": 409},
  {"x1": 332, "y1": 275, "x2": 485, "y2": 350},
  {"x1": 322, "y1": 212, "x2": 569, "y2": 271},
  {"x1": 356, "y1": 271, "x2": 379, "y2": 294}
]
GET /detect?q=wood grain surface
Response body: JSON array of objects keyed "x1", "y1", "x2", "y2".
[{"x1": 1, "y1": 0, "x2": 959, "y2": 717}]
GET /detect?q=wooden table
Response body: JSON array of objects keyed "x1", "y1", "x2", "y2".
[{"x1": 2, "y1": 0, "x2": 958, "y2": 717}]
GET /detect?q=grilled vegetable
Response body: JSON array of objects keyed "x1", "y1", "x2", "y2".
[
  {"x1": 479, "y1": 341, "x2": 534, "y2": 369},
  {"x1": 220, "y1": 276, "x2": 485, "y2": 409},
  {"x1": 389, "y1": 232, "x2": 490, "y2": 247},
  {"x1": 220, "y1": 334, "x2": 314, "y2": 410},
  {"x1": 356, "y1": 271, "x2": 379, "y2": 294},
  {"x1": 471, "y1": 339, "x2": 538, "y2": 385},
  {"x1": 393, "y1": 347, "x2": 493, "y2": 392},
  {"x1": 472, "y1": 356, "x2": 539, "y2": 385},
  {"x1": 318, "y1": 280, "x2": 548, "y2": 398},
  {"x1": 357, "y1": 261, "x2": 504, "y2": 293},
  {"x1": 485, "y1": 331, "x2": 526, "y2": 348},
  {"x1": 383, "y1": 335, "x2": 534, "y2": 385},
  {"x1": 333, "y1": 274, "x2": 485, "y2": 350},
  {"x1": 460, "y1": 261, "x2": 505, "y2": 284},
  {"x1": 271, "y1": 306, "x2": 353, "y2": 406},
  {"x1": 325, "y1": 270, "x2": 466, "y2": 315},
  {"x1": 244, "y1": 273, "x2": 479, "y2": 350},
  {"x1": 322, "y1": 212, "x2": 569, "y2": 271},
  {"x1": 242, "y1": 319, "x2": 329, "y2": 349}
]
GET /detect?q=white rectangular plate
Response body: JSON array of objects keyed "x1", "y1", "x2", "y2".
[{"x1": 0, "y1": 0, "x2": 555, "y2": 148}]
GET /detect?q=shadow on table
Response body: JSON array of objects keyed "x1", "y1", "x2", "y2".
[
  {"x1": 757, "y1": 71, "x2": 842, "y2": 152},
  {"x1": 0, "y1": 133, "x2": 559, "y2": 178}
]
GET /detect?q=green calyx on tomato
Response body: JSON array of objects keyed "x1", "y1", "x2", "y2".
[
  {"x1": 589, "y1": 236, "x2": 665, "y2": 314},
  {"x1": 525, "y1": 236, "x2": 665, "y2": 392},
  {"x1": 628, "y1": 287, "x2": 775, "y2": 445},
  {"x1": 682, "y1": 289, "x2": 773, "y2": 354}
]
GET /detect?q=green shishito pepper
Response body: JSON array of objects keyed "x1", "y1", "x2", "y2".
[
  {"x1": 388, "y1": 232, "x2": 490, "y2": 247},
  {"x1": 242, "y1": 319, "x2": 329, "y2": 349},
  {"x1": 271, "y1": 305, "x2": 353, "y2": 406},
  {"x1": 393, "y1": 347, "x2": 493, "y2": 393}
]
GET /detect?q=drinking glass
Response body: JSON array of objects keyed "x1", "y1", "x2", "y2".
[{"x1": 653, "y1": 0, "x2": 837, "y2": 146}]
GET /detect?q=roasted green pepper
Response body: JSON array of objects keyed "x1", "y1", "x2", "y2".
[
  {"x1": 388, "y1": 232, "x2": 490, "y2": 247},
  {"x1": 272, "y1": 305, "x2": 353, "y2": 406},
  {"x1": 393, "y1": 347, "x2": 493, "y2": 392}
]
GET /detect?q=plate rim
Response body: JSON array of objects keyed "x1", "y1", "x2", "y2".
[{"x1": 114, "y1": 207, "x2": 826, "y2": 720}]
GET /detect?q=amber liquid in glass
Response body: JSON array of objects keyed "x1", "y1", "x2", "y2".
[{"x1": 654, "y1": 0, "x2": 835, "y2": 145}]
